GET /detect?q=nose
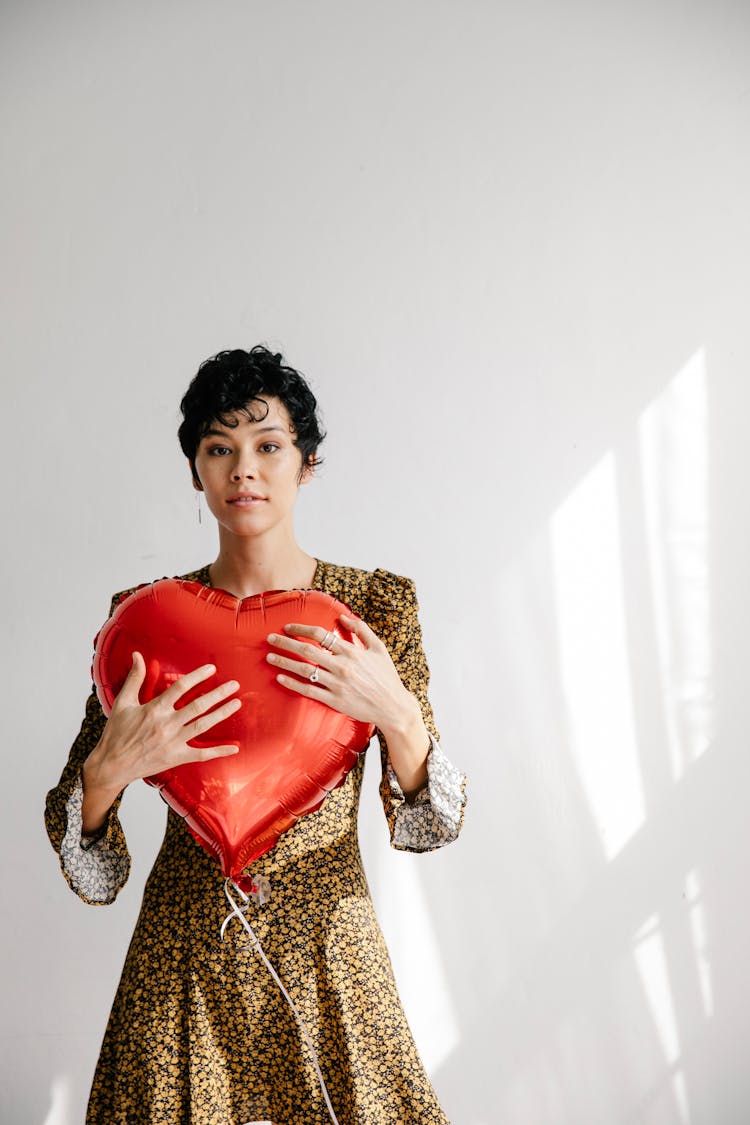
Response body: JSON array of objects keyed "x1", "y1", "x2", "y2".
[
  {"x1": 231, "y1": 441, "x2": 260, "y2": 481},
  {"x1": 231, "y1": 451, "x2": 257, "y2": 480},
  {"x1": 232, "y1": 465, "x2": 256, "y2": 481}
]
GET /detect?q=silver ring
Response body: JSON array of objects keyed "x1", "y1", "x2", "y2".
[
  {"x1": 309, "y1": 666, "x2": 320, "y2": 684},
  {"x1": 321, "y1": 630, "x2": 336, "y2": 652}
]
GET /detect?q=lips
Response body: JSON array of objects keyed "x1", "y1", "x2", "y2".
[{"x1": 227, "y1": 493, "x2": 265, "y2": 505}]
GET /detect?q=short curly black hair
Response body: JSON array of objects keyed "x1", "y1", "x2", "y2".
[{"x1": 178, "y1": 346, "x2": 325, "y2": 482}]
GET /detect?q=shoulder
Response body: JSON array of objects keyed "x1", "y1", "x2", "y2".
[
  {"x1": 319, "y1": 560, "x2": 418, "y2": 632},
  {"x1": 365, "y1": 567, "x2": 417, "y2": 616}
]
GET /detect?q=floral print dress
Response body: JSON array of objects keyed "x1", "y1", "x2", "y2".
[{"x1": 44, "y1": 560, "x2": 467, "y2": 1125}]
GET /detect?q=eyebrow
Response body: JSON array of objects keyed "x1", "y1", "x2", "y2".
[{"x1": 202, "y1": 424, "x2": 288, "y2": 439}]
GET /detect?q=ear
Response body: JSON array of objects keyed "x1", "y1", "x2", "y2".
[
  {"x1": 299, "y1": 457, "x2": 316, "y2": 486},
  {"x1": 190, "y1": 461, "x2": 203, "y2": 490}
]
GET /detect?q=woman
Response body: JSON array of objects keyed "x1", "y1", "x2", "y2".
[{"x1": 45, "y1": 345, "x2": 467, "y2": 1125}]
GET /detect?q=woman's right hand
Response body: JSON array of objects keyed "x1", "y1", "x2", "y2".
[{"x1": 81, "y1": 652, "x2": 241, "y2": 834}]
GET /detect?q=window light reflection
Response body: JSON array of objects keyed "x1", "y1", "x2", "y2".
[
  {"x1": 42, "y1": 1074, "x2": 72, "y2": 1125},
  {"x1": 638, "y1": 350, "x2": 712, "y2": 781},
  {"x1": 370, "y1": 854, "x2": 459, "y2": 1072},
  {"x1": 684, "y1": 868, "x2": 713, "y2": 1019},
  {"x1": 550, "y1": 452, "x2": 645, "y2": 861},
  {"x1": 633, "y1": 914, "x2": 691, "y2": 1124}
]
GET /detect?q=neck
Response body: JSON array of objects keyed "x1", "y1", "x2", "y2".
[{"x1": 209, "y1": 526, "x2": 317, "y2": 598}]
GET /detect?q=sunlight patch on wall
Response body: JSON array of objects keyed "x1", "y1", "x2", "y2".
[
  {"x1": 550, "y1": 452, "x2": 645, "y2": 861},
  {"x1": 684, "y1": 867, "x2": 714, "y2": 1019},
  {"x1": 371, "y1": 854, "x2": 460, "y2": 1073},
  {"x1": 638, "y1": 350, "x2": 712, "y2": 781},
  {"x1": 42, "y1": 1074, "x2": 72, "y2": 1125},
  {"x1": 633, "y1": 915, "x2": 691, "y2": 1124}
]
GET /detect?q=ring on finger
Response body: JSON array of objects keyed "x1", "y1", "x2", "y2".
[
  {"x1": 309, "y1": 666, "x2": 320, "y2": 684},
  {"x1": 320, "y1": 630, "x2": 337, "y2": 652}
]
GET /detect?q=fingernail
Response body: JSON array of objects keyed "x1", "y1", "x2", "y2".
[
  {"x1": 204, "y1": 664, "x2": 216, "y2": 672},
  {"x1": 227, "y1": 680, "x2": 240, "y2": 690},
  {"x1": 267, "y1": 633, "x2": 278, "y2": 643}
]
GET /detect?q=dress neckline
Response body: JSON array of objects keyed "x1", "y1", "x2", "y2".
[{"x1": 195, "y1": 557, "x2": 325, "y2": 596}]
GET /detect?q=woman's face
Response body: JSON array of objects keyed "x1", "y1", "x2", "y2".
[{"x1": 192, "y1": 397, "x2": 312, "y2": 539}]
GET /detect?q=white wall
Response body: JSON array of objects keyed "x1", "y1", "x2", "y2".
[{"x1": 2, "y1": 1, "x2": 750, "y2": 1122}]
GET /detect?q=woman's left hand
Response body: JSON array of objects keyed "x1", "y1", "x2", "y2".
[{"x1": 265, "y1": 615, "x2": 420, "y2": 737}]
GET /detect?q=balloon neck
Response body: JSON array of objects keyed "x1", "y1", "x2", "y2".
[
  {"x1": 233, "y1": 874, "x2": 257, "y2": 896},
  {"x1": 232, "y1": 873, "x2": 272, "y2": 904}
]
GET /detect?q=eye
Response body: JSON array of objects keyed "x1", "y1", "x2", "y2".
[
  {"x1": 259, "y1": 442, "x2": 280, "y2": 453},
  {"x1": 207, "y1": 445, "x2": 232, "y2": 456}
]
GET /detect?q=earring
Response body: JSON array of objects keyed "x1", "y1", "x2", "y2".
[{"x1": 196, "y1": 491, "x2": 202, "y2": 525}]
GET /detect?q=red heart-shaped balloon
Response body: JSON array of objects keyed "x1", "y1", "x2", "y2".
[{"x1": 92, "y1": 579, "x2": 374, "y2": 881}]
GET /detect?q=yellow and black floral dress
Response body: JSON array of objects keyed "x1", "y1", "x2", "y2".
[{"x1": 45, "y1": 560, "x2": 467, "y2": 1125}]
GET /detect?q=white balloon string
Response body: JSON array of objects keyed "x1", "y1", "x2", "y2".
[{"x1": 222, "y1": 879, "x2": 341, "y2": 1125}]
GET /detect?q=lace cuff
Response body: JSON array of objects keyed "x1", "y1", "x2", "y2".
[
  {"x1": 60, "y1": 777, "x2": 130, "y2": 904},
  {"x1": 385, "y1": 735, "x2": 467, "y2": 851}
]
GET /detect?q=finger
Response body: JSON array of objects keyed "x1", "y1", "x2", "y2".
[
  {"x1": 266, "y1": 652, "x2": 330, "y2": 682},
  {"x1": 115, "y1": 652, "x2": 147, "y2": 705},
  {"x1": 267, "y1": 632, "x2": 338, "y2": 669},
  {"x1": 161, "y1": 663, "x2": 221, "y2": 706},
  {"x1": 181, "y1": 743, "x2": 240, "y2": 763},
  {"x1": 179, "y1": 678, "x2": 240, "y2": 722},
  {"x1": 339, "y1": 613, "x2": 381, "y2": 648},
  {"x1": 278, "y1": 624, "x2": 349, "y2": 654},
  {"x1": 275, "y1": 672, "x2": 330, "y2": 701},
  {"x1": 184, "y1": 695, "x2": 242, "y2": 738},
  {"x1": 281, "y1": 623, "x2": 337, "y2": 642}
]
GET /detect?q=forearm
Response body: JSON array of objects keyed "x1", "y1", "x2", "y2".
[
  {"x1": 81, "y1": 746, "x2": 124, "y2": 835},
  {"x1": 379, "y1": 692, "x2": 430, "y2": 799}
]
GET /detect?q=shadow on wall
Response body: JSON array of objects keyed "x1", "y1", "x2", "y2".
[{"x1": 414, "y1": 351, "x2": 740, "y2": 1124}]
